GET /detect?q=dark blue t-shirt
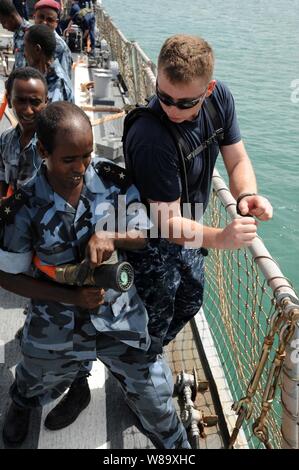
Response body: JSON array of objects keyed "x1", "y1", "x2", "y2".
[{"x1": 125, "y1": 80, "x2": 241, "y2": 213}]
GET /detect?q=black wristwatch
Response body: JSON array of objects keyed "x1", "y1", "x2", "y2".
[{"x1": 236, "y1": 193, "x2": 257, "y2": 216}]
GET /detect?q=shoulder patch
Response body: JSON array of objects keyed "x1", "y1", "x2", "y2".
[
  {"x1": 0, "y1": 189, "x2": 29, "y2": 225},
  {"x1": 94, "y1": 161, "x2": 132, "y2": 191}
]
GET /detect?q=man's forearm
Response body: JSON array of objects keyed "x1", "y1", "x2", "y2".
[
  {"x1": 113, "y1": 230, "x2": 147, "y2": 250},
  {"x1": 228, "y1": 159, "x2": 257, "y2": 199},
  {"x1": 167, "y1": 217, "x2": 222, "y2": 248},
  {"x1": 221, "y1": 142, "x2": 257, "y2": 199},
  {"x1": 0, "y1": 270, "x2": 78, "y2": 304}
]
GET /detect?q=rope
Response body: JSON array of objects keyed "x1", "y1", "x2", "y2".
[{"x1": 91, "y1": 111, "x2": 125, "y2": 127}]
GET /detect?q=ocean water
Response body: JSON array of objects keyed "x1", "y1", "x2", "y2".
[{"x1": 102, "y1": 0, "x2": 299, "y2": 292}]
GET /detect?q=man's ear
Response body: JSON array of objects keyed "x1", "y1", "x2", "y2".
[
  {"x1": 206, "y1": 79, "x2": 217, "y2": 97},
  {"x1": 37, "y1": 140, "x2": 49, "y2": 160},
  {"x1": 35, "y1": 44, "x2": 42, "y2": 55}
]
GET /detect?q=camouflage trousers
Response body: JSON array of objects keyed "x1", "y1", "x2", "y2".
[
  {"x1": 10, "y1": 332, "x2": 190, "y2": 449},
  {"x1": 127, "y1": 239, "x2": 205, "y2": 347}
]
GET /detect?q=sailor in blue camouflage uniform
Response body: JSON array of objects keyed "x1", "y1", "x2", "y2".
[
  {"x1": 0, "y1": 128, "x2": 40, "y2": 196},
  {"x1": 0, "y1": 67, "x2": 48, "y2": 199},
  {"x1": 34, "y1": 0, "x2": 73, "y2": 80},
  {"x1": 0, "y1": 0, "x2": 30, "y2": 69},
  {"x1": 24, "y1": 24, "x2": 74, "y2": 102},
  {"x1": 0, "y1": 102, "x2": 190, "y2": 449}
]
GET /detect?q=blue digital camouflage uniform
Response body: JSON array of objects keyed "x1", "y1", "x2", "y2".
[
  {"x1": 13, "y1": 19, "x2": 30, "y2": 69},
  {"x1": 46, "y1": 58, "x2": 74, "y2": 102},
  {"x1": 0, "y1": 126, "x2": 42, "y2": 192},
  {"x1": 128, "y1": 240, "x2": 204, "y2": 349},
  {"x1": 54, "y1": 31, "x2": 73, "y2": 80},
  {"x1": 0, "y1": 160, "x2": 189, "y2": 449}
]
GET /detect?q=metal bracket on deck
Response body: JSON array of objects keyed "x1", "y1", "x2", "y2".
[{"x1": 174, "y1": 368, "x2": 218, "y2": 448}]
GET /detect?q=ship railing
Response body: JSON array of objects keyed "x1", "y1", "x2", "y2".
[
  {"x1": 94, "y1": 3, "x2": 156, "y2": 105},
  {"x1": 203, "y1": 170, "x2": 299, "y2": 449}
]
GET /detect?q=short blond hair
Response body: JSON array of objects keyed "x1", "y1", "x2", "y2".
[{"x1": 158, "y1": 34, "x2": 214, "y2": 84}]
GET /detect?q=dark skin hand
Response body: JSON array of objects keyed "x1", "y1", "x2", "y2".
[
  {"x1": 0, "y1": 271, "x2": 105, "y2": 310},
  {"x1": 86, "y1": 230, "x2": 147, "y2": 267}
]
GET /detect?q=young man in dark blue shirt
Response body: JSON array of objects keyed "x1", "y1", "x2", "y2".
[
  {"x1": 125, "y1": 34, "x2": 273, "y2": 348},
  {"x1": 68, "y1": 0, "x2": 95, "y2": 52}
]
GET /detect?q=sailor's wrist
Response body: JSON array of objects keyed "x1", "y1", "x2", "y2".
[{"x1": 236, "y1": 192, "x2": 257, "y2": 215}]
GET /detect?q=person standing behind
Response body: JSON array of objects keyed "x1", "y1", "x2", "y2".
[
  {"x1": 24, "y1": 24, "x2": 74, "y2": 102},
  {"x1": 13, "y1": 1, "x2": 28, "y2": 20},
  {"x1": 67, "y1": 0, "x2": 95, "y2": 53},
  {"x1": 78, "y1": 1, "x2": 94, "y2": 8},
  {"x1": 0, "y1": 0, "x2": 30, "y2": 68},
  {"x1": 0, "y1": 67, "x2": 48, "y2": 199},
  {"x1": 124, "y1": 34, "x2": 273, "y2": 349},
  {"x1": 34, "y1": 0, "x2": 73, "y2": 80}
]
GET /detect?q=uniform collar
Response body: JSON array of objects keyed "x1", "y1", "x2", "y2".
[
  {"x1": 84, "y1": 163, "x2": 107, "y2": 194},
  {"x1": 14, "y1": 126, "x2": 38, "y2": 150},
  {"x1": 33, "y1": 162, "x2": 107, "y2": 207}
]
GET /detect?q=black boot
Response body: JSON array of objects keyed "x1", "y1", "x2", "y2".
[
  {"x1": 44, "y1": 376, "x2": 91, "y2": 431},
  {"x1": 2, "y1": 401, "x2": 31, "y2": 446}
]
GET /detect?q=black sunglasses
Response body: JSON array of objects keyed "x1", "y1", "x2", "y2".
[{"x1": 156, "y1": 83, "x2": 207, "y2": 110}]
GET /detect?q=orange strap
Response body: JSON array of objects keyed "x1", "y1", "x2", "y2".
[
  {"x1": 0, "y1": 184, "x2": 14, "y2": 200},
  {"x1": 0, "y1": 94, "x2": 8, "y2": 121},
  {"x1": 87, "y1": 36, "x2": 91, "y2": 53},
  {"x1": 33, "y1": 255, "x2": 57, "y2": 280},
  {"x1": 6, "y1": 185, "x2": 14, "y2": 198}
]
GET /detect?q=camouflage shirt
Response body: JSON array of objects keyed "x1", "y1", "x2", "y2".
[
  {"x1": 54, "y1": 31, "x2": 73, "y2": 80},
  {"x1": 0, "y1": 161, "x2": 150, "y2": 360},
  {"x1": 13, "y1": 19, "x2": 30, "y2": 69},
  {"x1": 0, "y1": 126, "x2": 42, "y2": 190},
  {"x1": 46, "y1": 58, "x2": 74, "y2": 103}
]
